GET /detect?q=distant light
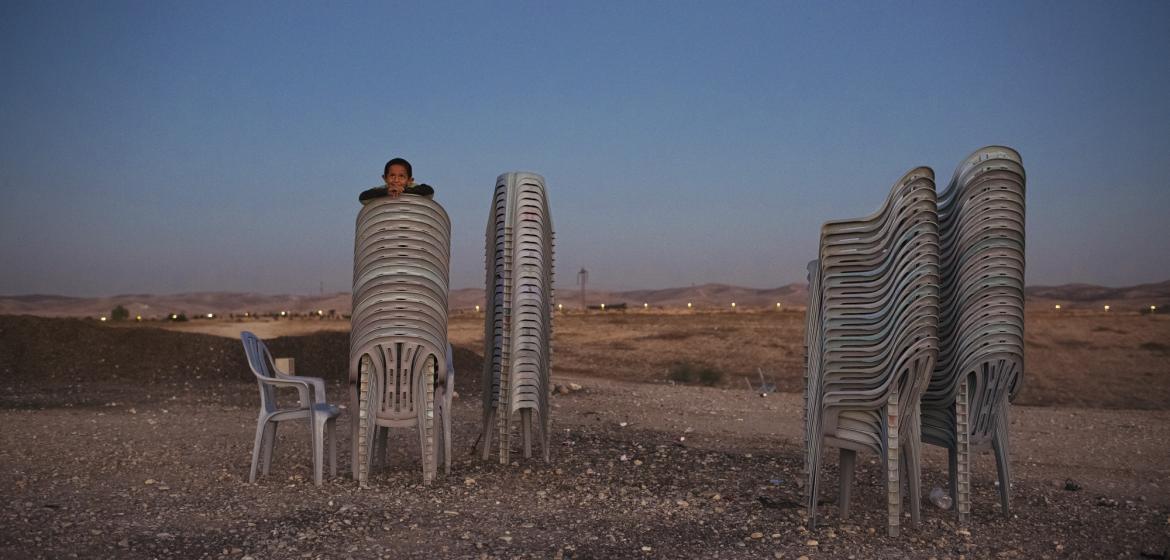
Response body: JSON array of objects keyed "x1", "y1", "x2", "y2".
[
  {"x1": 243, "y1": 312, "x2": 250, "y2": 317},
  {"x1": 1152, "y1": 305, "x2": 1158, "y2": 312},
  {"x1": 135, "y1": 315, "x2": 142, "y2": 321},
  {"x1": 643, "y1": 302, "x2": 649, "y2": 309},
  {"x1": 206, "y1": 313, "x2": 214, "y2": 319},
  {"x1": 776, "y1": 302, "x2": 782, "y2": 308},
  {"x1": 600, "y1": 303, "x2": 606, "y2": 310},
  {"x1": 100, "y1": 316, "x2": 107, "y2": 322},
  {"x1": 687, "y1": 302, "x2": 692, "y2": 309},
  {"x1": 170, "y1": 314, "x2": 178, "y2": 320},
  {"x1": 475, "y1": 305, "x2": 481, "y2": 312},
  {"x1": 557, "y1": 303, "x2": 563, "y2": 311},
  {"x1": 1103, "y1": 305, "x2": 1110, "y2": 311},
  {"x1": 731, "y1": 302, "x2": 736, "y2": 308},
  {"x1": 1054, "y1": 304, "x2": 1061, "y2": 310},
  {"x1": 317, "y1": 309, "x2": 324, "y2": 316},
  {"x1": 280, "y1": 311, "x2": 287, "y2": 316}
]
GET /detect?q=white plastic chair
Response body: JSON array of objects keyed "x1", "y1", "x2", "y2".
[
  {"x1": 480, "y1": 172, "x2": 556, "y2": 464},
  {"x1": 350, "y1": 196, "x2": 453, "y2": 486},
  {"x1": 804, "y1": 167, "x2": 940, "y2": 537},
  {"x1": 241, "y1": 331, "x2": 340, "y2": 486},
  {"x1": 922, "y1": 146, "x2": 1026, "y2": 521}
]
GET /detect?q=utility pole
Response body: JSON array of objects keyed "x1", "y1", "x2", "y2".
[{"x1": 577, "y1": 267, "x2": 588, "y2": 310}]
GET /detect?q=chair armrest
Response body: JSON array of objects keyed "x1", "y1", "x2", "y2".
[
  {"x1": 260, "y1": 376, "x2": 314, "y2": 407},
  {"x1": 272, "y1": 358, "x2": 328, "y2": 405},
  {"x1": 283, "y1": 375, "x2": 328, "y2": 405}
]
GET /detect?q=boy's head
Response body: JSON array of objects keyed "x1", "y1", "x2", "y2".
[{"x1": 382, "y1": 157, "x2": 413, "y2": 193}]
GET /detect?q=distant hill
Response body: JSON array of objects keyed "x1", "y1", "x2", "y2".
[
  {"x1": 1025, "y1": 280, "x2": 1170, "y2": 305},
  {"x1": 2, "y1": 280, "x2": 1166, "y2": 317}
]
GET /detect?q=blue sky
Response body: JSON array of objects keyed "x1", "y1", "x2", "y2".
[{"x1": 2, "y1": 0, "x2": 1168, "y2": 295}]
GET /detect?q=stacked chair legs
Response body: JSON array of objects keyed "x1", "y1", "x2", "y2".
[
  {"x1": 479, "y1": 172, "x2": 556, "y2": 465},
  {"x1": 804, "y1": 147, "x2": 1024, "y2": 533},
  {"x1": 923, "y1": 146, "x2": 1026, "y2": 521},
  {"x1": 804, "y1": 167, "x2": 941, "y2": 537}
]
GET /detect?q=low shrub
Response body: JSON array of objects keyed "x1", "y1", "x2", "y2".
[{"x1": 668, "y1": 362, "x2": 724, "y2": 386}]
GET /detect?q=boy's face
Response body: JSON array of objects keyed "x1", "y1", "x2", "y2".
[{"x1": 383, "y1": 164, "x2": 412, "y2": 195}]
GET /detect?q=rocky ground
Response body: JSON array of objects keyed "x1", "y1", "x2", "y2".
[{"x1": 1, "y1": 315, "x2": 1168, "y2": 559}]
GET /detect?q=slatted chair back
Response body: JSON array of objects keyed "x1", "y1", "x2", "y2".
[
  {"x1": 242, "y1": 330, "x2": 283, "y2": 412},
  {"x1": 480, "y1": 172, "x2": 555, "y2": 464},
  {"x1": 350, "y1": 197, "x2": 451, "y2": 485},
  {"x1": 805, "y1": 167, "x2": 940, "y2": 537},
  {"x1": 922, "y1": 146, "x2": 1026, "y2": 520}
]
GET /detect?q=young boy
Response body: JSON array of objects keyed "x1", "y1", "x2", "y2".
[{"x1": 359, "y1": 157, "x2": 435, "y2": 203}]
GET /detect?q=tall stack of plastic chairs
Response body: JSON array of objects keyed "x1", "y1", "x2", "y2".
[
  {"x1": 804, "y1": 168, "x2": 940, "y2": 537},
  {"x1": 921, "y1": 146, "x2": 1026, "y2": 521},
  {"x1": 350, "y1": 196, "x2": 453, "y2": 486},
  {"x1": 480, "y1": 172, "x2": 556, "y2": 464}
]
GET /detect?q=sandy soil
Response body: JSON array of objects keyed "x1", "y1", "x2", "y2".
[{"x1": 2, "y1": 315, "x2": 1168, "y2": 559}]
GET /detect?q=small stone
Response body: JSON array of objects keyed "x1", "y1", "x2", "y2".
[
  {"x1": 500, "y1": 535, "x2": 512, "y2": 543},
  {"x1": 634, "y1": 460, "x2": 643, "y2": 466},
  {"x1": 867, "y1": 528, "x2": 875, "y2": 535},
  {"x1": 798, "y1": 556, "x2": 810, "y2": 560},
  {"x1": 569, "y1": 383, "x2": 582, "y2": 391},
  {"x1": 1064, "y1": 479, "x2": 1081, "y2": 491},
  {"x1": 144, "y1": 479, "x2": 156, "y2": 485},
  {"x1": 641, "y1": 546, "x2": 652, "y2": 552},
  {"x1": 751, "y1": 532, "x2": 763, "y2": 539},
  {"x1": 676, "y1": 500, "x2": 689, "y2": 508},
  {"x1": 806, "y1": 539, "x2": 818, "y2": 546},
  {"x1": 463, "y1": 478, "x2": 476, "y2": 486}
]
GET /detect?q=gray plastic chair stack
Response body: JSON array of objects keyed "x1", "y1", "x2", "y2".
[
  {"x1": 479, "y1": 172, "x2": 555, "y2": 464},
  {"x1": 804, "y1": 168, "x2": 940, "y2": 537},
  {"x1": 350, "y1": 196, "x2": 453, "y2": 486},
  {"x1": 921, "y1": 146, "x2": 1026, "y2": 521},
  {"x1": 241, "y1": 331, "x2": 340, "y2": 486}
]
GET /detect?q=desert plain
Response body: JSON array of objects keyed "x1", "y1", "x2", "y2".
[{"x1": 1, "y1": 309, "x2": 1168, "y2": 559}]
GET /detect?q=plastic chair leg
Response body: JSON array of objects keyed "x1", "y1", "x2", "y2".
[
  {"x1": 905, "y1": 440, "x2": 922, "y2": 527},
  {"x1": 249, "y1": 416, "x2": 268, "y2": 483},
  {"x1": 311, "y1": 414, "x2": 324, "y2": 486},
  {"x1": 327, "y1": 417, "x2": 337, "y2": 478},
  {"x1": 480, "y1": 409, "x2": 496, "y2": 461},
  {"x1": 993, "y1": 415, "x2": 1011, "y2": 517},
  {"x1": 521, "y1": 408, "x2": 532, "y2": 459},
  {"x1": 838, "y1": 448, "x2": 856, "y2": 520},
  {"x1": 441, "y1": 394, "x2": 452, "y2": 475},
  {"x1": 261, "y1": 422, "x2": 278, "y2": 476}
]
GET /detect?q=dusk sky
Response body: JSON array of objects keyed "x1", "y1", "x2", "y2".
[{"x1": 2, "y1": 1, "x2": 1168, "y2": 296}]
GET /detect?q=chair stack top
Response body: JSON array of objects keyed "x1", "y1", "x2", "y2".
[
  {"x1": 807, "y1": 167, "x2": 941, "y2": 451},
  {"x1": 351, "y1": 197, "x2": 452, "y2": 359}
]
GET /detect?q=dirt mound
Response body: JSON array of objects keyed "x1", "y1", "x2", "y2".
[{"x1": 0, "y1": 315, "x2": 483, "y2": 407}]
